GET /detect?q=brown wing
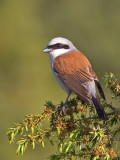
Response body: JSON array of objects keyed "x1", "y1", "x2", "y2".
[
  {"x1": 53, "y1": 51, "x2": 96, "y2": 103},
  {"x1": 58, "y1": 70, "x2": 94, "y2": 103}
]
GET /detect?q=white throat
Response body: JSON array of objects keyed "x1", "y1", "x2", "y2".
[{"x1": 49, "y1": 48, "x2": 70, "y2": 60}]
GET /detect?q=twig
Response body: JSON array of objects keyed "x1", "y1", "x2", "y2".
[{"x1": 108, "y1": 104, "x2": 117, "y2": 113}]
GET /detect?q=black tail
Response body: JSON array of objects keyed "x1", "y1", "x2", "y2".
[
  {"x1": 95, "y1": 80, "x2": 106, "y2": 100},
  {"x1": 92, "y1": 96, "x2": 108, "y2": 121}
]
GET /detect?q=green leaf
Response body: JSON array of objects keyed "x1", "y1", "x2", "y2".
[
  {"x1": 20, "y1": 144, "x2": 24, "y2": 155},
  {"x1": 59, "y1": 143, "x2": 63, "y2": 153},
  {"x1": 31, "y1": 126, "x2": 34, "y2": 135},
  {"x1": 31, "y1": 141, "x2": 35, "y2": 149},
  {"x1": 41, "y1": 141, "x2": 44, "y2": 148},
  {"x1": 18, "y1": 126, "x2": 24, "y2": 135},
  {"x1": 16, "y1": 139, "x2": 28, "y2": 155},
  {"x1": 6, "y1": 130, "x2": 13, "y2": 143},
  {"x1": 93, "y1": 155, "x2": 99, "y2": 160},
  {"x1": 25, "y1": 125, "x2": 28, "y2": 131},
  {"x1": 70, "y1": 132, "x2": 74, "y2": 138},
  {"x1": 57, "y1": 127, "x2": 60, "y2": 135},
  {"x1": 11, "y1": 131, "x2": 15, "y2": 141},
  {"x1": 65, "y1": 141, "x2": 72, "y2": 153},
  {"x1": 104, "y1": 153, "x2": 110, "y2": 160},
  {"x1": 16, "y1": 145, "x2": 21, "y2": 155}
]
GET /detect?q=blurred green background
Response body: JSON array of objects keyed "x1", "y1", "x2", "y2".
[{"x1": 0, "y1": 0, "x2": 120, "y2": 159}]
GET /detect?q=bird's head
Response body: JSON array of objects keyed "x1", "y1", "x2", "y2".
[{"x1": 43, "y1": 37, "x2": 78, "y2": 59}]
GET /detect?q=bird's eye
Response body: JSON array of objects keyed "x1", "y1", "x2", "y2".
[{"x1": 56, "y1": 43, "x2": 61, "y2": 48}]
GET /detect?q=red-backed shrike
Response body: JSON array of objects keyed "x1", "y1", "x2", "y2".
[{"x1": 43, "y1": 37, "x2": 108, "y2": 121}]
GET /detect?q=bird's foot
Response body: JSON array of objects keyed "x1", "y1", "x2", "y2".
[{"x1": 58, "y1": 105, "x2": 66, "y2": 116}]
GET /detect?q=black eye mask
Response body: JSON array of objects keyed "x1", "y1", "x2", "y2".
[{"x1": 47, "y1": 43, "x2": 70, "y2": 50}]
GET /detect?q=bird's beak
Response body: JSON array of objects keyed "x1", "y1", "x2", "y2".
[{"x1": 43, "y1": 48, "x2": 52, "y2": 53}]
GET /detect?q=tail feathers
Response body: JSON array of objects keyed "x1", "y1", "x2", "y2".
[
  {"x1": 92, "y1": 96, "x2": 108, "y2": 121},
  {"x1": 95, "y1": 80, "x2": 106, "y2": 100}
]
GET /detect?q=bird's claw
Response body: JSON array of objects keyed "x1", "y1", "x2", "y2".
[{"x1": 58, "y1": 105, "x2": 66, "y2": 116}]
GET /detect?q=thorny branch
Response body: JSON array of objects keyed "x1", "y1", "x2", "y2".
[{"x1": 6, "y1": 73, "x2": 120, "y2": 160}]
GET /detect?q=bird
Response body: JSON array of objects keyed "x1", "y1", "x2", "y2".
[{"x1": 43, "y1": 37, "x2": 108, "y2": 121}]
